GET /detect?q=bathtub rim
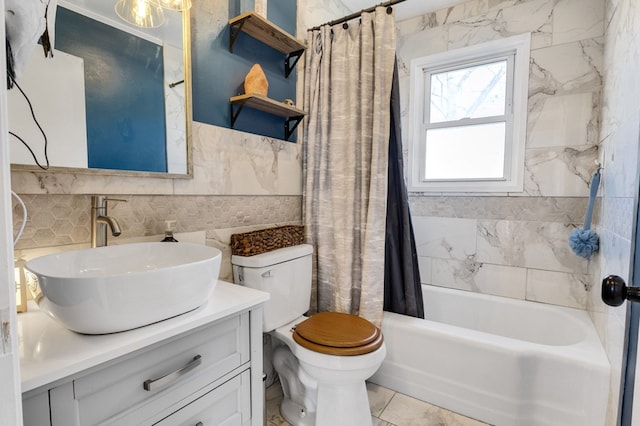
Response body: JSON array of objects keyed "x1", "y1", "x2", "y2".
[
  {"x1": 373, "y1": 285, "x2": 611, "y2": 426},
  {"x1": 382, "y1": 285, "x2": 609, "y2": 366}
]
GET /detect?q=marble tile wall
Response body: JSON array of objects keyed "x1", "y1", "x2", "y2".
[
  {"x1": 397, "y1": 0, "x2": 605, "y2": 311},
  {"x1": 409, "y1": 196, "x2": 594, "y2": 309},
  {"x1": 10, "y1": 123, "x2": 303, "y2": 196},
  {"x1": 587, "y1": 0, "x2": 640, "y2": 423},
  {"x1": 164, "y1": 44, "x2": 188, "y2": 175}
]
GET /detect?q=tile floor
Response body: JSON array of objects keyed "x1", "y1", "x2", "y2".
[{"x1": 265, "y1": 380, "x2": 489, "y2": 426}]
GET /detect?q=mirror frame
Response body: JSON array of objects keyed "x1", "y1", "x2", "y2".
[{"x1": 10, "y1": 5, "x2": 193, "y2": 179}]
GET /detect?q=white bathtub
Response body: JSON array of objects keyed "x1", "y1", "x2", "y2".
[{"x1": 369, "y1": 285, "x2": 610, "y2": 426}]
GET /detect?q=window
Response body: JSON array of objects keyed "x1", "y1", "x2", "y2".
[{"x1": 408, "y1": 34, "x2": 531, "y2": 193}]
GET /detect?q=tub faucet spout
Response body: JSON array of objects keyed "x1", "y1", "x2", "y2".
[{"x1": 91, "y1": 196, "x2": 126, "y2": 248}]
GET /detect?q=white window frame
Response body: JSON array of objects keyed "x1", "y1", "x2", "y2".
[{"x1": 407, "y1": 33, "x2": 531, "y2": 194}]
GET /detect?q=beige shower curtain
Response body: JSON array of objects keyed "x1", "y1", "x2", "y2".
[{"x1": 302, "y1": 7, "x2": 396, "y2": 326}]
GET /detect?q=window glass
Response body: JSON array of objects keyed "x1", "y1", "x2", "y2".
[
  {"x1": 429, "y1": 60, "x2": 508, "y2": 123},
  {"x1": 424, "y1": 122, "x2": 506, "y2": 180}
]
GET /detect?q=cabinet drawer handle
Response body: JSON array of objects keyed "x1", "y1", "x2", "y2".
[{"x1": 143, "y1": 355, "x2": 202, "y2": 392}]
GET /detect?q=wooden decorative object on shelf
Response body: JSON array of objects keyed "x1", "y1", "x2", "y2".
[{"x1": 244, "y1": 64, "x2": 268, "y2": 96}]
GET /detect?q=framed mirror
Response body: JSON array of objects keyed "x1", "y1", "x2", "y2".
[{"x1": 8, "y1": 0, "x2": 192, "y2": 178}]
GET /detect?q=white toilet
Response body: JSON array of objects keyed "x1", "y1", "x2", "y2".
[{"x1": 232, "y1": 244, "x2": 386, "y2": 426}]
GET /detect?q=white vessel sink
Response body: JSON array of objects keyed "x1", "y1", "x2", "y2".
[{"x1": 26, "y1": 242, "x2": 222, "y2": 334}]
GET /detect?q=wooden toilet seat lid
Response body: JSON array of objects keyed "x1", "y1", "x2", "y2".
[{"x1": 292, "y1": 312, "x2": 384, "y2": 356}]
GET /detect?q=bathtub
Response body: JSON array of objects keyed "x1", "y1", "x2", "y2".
[{"x1": 369, "y1": 285, "x2": 610, "y2": 426}]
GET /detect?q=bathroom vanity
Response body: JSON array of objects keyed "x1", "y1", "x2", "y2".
[{"x1": 19, "y1": 281, "x2": 269, "y2": 426}]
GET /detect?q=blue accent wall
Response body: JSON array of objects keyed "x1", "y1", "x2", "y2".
[
  {"x1": 56, "y1": 7, "x2": 167, "y2": 172},
  {"x1": 192, "y1": 0, "x2": 298, "y2": 141},
  {"x1": 267, "y1": 1, "x2": 296, "y2": 35}
]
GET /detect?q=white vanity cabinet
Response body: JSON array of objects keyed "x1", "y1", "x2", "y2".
[
  {"x1": 20, "y1": 282, "x2": 268, "y2": 426},
  {"x1": 153, "y1": 369, "x2": 251, "y2": 425},
  {"x1": 22, "y1": 391, "x2": 50, "y2": 425},
  {"x1": 50, "y1": 314, "x2": 249, "y2": 425}
]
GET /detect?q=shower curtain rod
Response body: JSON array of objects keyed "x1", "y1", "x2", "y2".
[{"x1": 308, "y1": 0, "x2": 407, "y2": 31}]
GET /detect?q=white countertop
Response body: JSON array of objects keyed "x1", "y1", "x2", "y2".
[{"x1": 18, "y1": 281, "x2": 269, "y2": 393}]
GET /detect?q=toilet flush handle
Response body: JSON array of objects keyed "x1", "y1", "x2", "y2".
[{"x1": 261, "y1": 270, "x2": 273, "y2": 278}]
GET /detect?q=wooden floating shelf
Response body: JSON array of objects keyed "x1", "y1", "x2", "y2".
[
  {"x1": 230, "y1": 94, "x2": 306, "y2": 141},
  {"x1": 229, "y1": 11, "x2": 305, "y2": 54},
  {"x1": 230, "y1": 94, "x2": 306, "y2": 117},
  {"x1": 229, "y1": 11, "x2": 306, "y2": 77}
]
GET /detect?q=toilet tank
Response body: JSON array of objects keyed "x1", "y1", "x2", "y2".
[{"x1": 232, "y1": 244, "x2": 313, "y2": 332}]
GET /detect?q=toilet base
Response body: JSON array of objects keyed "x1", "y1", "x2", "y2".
[
  {"x1": 273, "y1": 342, "x2": 375, "y2": 426},
  {"x1": 280, "y1": 398, "x2": 316, "y2": 426},
  {"x1": 279, "y1": 384, "x2": 373, "y2": 426},
  {"x1": 315, "y1": 381, "x2": 372, "y2": 426},
  {"x1": 273, "y1": 344, "x2": 318, "y2": 426}
]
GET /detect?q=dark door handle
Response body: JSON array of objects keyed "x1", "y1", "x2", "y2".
[{"x1": 602, "y1": 275, "x2": 640, "y2": 306}]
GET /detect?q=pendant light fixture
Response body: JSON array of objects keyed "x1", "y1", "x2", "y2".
[{"x1": 114, "y1": 0, "x2": 165, "y2": 28}]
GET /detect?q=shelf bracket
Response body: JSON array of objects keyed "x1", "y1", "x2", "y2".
[
  {"x1": 230, "y1": 102, "x2": 246, "y2": 128},
  {"x1": 285, "y1": 49, "x2": 305, "y2": 78},
  {"x1": 229, "y1": 20, "x2": 247, "y2": 53},
  {"x1": 285, "y1": 115, "x2": 304, "y2": 141}
]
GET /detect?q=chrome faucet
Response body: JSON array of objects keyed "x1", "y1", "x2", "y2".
[{"x1": 91, "y1": 196, "x2": 126, "y2": 248}]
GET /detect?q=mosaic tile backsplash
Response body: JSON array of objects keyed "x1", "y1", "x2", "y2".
[
  {"x1": 11, "y1": 194, "x2": 302, "y2": 283},
  {"x1": 12, "y1": 194, "x2": 301, "y2": 251}
]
